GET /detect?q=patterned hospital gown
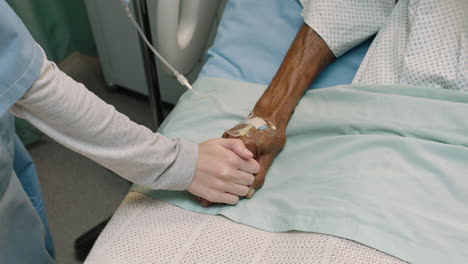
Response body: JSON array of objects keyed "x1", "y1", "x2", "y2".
[
  {"x1": 298, "y1": 0, "x2": 466, "y2": 262},
  {"x1": 300, "y1": 0, "x2": 468, "y2": 90}
]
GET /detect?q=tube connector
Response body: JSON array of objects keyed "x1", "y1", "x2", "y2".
[{"x1": 176, "y1": 73, "x2": 193, "y2": 90}]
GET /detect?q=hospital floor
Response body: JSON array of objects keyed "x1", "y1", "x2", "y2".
[{"x1": 26, "y1": 53, "x2": 166, "y2": 264}]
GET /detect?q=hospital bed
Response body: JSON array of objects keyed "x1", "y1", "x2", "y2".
[{"x1": 84, "y1": 0, "x2": 467, "y2": 263}]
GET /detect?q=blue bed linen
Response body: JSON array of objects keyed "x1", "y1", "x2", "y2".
[
  {"x1": 133, "y1": 77, "x2": 468, "y2": 264},
  {"x1": 199, "y1": 0, "x2": 372, "y2": 89}
]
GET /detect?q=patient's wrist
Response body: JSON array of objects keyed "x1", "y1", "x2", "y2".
[
  {"x1": 226, "y1": 114, "x2": 278, "y2": 138},
  {"x1": 249, "y1": 24, "x2": 335, "y2": 132},
  {"x1": 252, "y1": 103, "x2": 291, "y2": 132}
]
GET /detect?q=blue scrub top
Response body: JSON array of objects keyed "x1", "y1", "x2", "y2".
[
  {"x1": 0, "y1": 0, "x2": 42, "y2": 115},
  {"x1": 0, "y1": 1, "x2": 54, "y2": 263}
]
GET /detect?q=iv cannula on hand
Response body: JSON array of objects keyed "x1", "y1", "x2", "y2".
[{"x1": 120, "y1": 0, "x2": 193, "y2": 90}]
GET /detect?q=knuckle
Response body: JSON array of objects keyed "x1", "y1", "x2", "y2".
[
  {"x1": 221, "y1": 168, "x2": 231, "y2": 179},
  {"x1": 226, "y1": 154, "x2": 238, "y2": 165},
  {"x1": 217, "y1": 166, "x2": 231, "y2": 179},
  {"x1": 214, "y1": 179, "x2": 226, "y2": 190},
  {"x1": 226, "y1": 169, "x2": 236, "y2": 180}
]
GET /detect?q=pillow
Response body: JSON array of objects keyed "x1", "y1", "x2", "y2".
[{"x1": 199, "y1": 0, "x2": 373, "y2": 89}]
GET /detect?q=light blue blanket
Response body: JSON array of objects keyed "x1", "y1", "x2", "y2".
[{"x1": 132, "y1": 77, "x2": 468, "y2": 264}]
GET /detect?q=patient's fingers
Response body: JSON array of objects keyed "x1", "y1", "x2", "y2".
[
  {"x1": 255, "y1": 153, "x2": 274, "y2": 186},
  {"x1": 234, "y1": 170, "x2": 255, "y2": 186},
  {"x1": 199, "y1": 198, "x2": 212, "y2": 207}
]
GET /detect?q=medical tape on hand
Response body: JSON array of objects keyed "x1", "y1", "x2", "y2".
[
  {"x1": 226, "y1": 116, "x2": 276, "y2": 137},
  {"x1": 247, "y1": 117, "x2": 267, "y2": 130}
]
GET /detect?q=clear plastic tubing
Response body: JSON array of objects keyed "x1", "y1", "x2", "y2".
[{"x1": 120, "y1": 0, "x2": 193, "y2": 90}]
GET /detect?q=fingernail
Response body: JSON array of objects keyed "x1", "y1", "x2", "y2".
[{"x1": 246, "y1": 189, "x2": 256, "y2": 199}]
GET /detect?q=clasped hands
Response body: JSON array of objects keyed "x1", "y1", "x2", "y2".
[{"x1": 188, "y1": 116, "x2": 285, "y2": 207}]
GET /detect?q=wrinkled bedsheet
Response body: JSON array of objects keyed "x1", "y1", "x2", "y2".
[{"x1": 133, "y1": 77, "x2": 468, "y2": 264}]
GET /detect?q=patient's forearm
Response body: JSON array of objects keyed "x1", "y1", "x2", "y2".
[
  {"x1": 252, "y1": 24, "x2": 335, "y2": 130},
  {"x1": 218, "y1": 24, "x2": 336, "y2": 200}
]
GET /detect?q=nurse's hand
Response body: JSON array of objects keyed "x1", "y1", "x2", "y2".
[
  {"x1": 187, "y1": 138, "x2": 260, "y2": 205},
  {"x1": 222, "y1": 124, "x2": 286, "y2": 199}
]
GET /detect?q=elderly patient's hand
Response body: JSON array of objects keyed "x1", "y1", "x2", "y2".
[
  {"x1": 223, "y1": 123, "x2": 286, "y2": 198},
  {"x1": 201, "y1": 119, "x2": 286, "y2": 206},
  {"x1": 187, "y1": 138, "x2": 260, "y2": 206},
  {"x1": 198, "y1": 121, "x2": 286, "y2": 206}
]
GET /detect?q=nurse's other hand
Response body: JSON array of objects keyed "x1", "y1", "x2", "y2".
[
  {"x1": 187, "y1": 138, "x2": 260, "y2": 205},
  {"x1": 222, "y1": 124, "x2": 286, "y2": 198}
]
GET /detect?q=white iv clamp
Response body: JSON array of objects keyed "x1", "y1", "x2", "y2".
[{"x1": 120, "y1": 0, "x2": 193, "y2": 90}]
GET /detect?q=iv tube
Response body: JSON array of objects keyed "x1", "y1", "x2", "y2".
[{"x1": 120, "y1": 1, "x2": 193, "y2": 90}]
